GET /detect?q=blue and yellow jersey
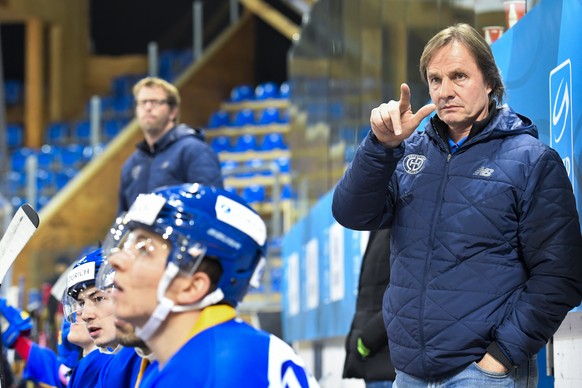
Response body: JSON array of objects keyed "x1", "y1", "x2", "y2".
[{"x1": 139, "y1": 305, "x2": 318, "y2": 387}]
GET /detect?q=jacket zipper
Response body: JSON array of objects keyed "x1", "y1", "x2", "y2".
[{"x1": 419, "y1": 150, "x2": 453, "y2": 376}]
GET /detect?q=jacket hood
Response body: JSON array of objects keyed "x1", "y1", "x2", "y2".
[
  {"x1": 172, "y1": 123, "x2": 205, "y2": 142},
  {"x1": 137, "y1": 124, "x2": 206, "y2": 154}
]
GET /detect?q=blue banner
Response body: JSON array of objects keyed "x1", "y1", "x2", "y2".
[
  {"x1": 491, "y1": 0, "x2": 581, "y2": 217},
  {"x1": 282, "y1": 190, "x2": 368, "y2": 341}
]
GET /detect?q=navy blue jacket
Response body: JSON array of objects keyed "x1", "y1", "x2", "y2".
[
  {"x1": 332, "y1": 106, "x2": 582, "y2": 381},
  {"x1": 118, "y1": 124, "x2": 224, "y2": 213}
]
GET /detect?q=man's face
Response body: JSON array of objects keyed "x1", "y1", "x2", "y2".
[
  {"x1": 108, "y1": 229, "x2": 171, "y2": 328},
  {"x1": 426, "y1": 41, "x2": 492, "y2": 134},
  {"x1": 67, "y1": 319, "x2": 94, "y2": 349},
  {"x1": 76, "y1": 286, "x2": 118, "y2": 349},
  {"x1": 135, "y1": 85, "x2": 178, "y2": 139}
]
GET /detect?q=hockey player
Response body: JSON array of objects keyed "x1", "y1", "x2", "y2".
[
  {"x1": 101, "y1": 183, "x2": 318, "y2": 387},
  {"x1": 94, "y1": 319, "x2": 155, "y2": 387},
  {"x1": 62, "y1": 247, "x2": 118, "y2": 387}
]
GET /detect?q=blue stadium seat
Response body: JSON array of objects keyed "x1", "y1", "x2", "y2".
[
  {"x1": 37, "y1": 195, "x2": 50, "y2": 211},
  {"x1": 207, "y1": 110, "x2": 230, "y2": 128},
  {"x1": 279, "y1": 109, "x2": 290, "y2": 124},
  {"x1": 55, "y1": 168, "x2": 78, "y2": 190},
  {"x1": 260, "y1": 133, "x2": 288, "y2": 151},
  {"x1": 281, "y1": 184, "x2": 295, "y2": 200},
  {"x1": 245, "y1": 158, "x2": 270, "y2": 176},
  {"x1": 241, "y1": 185, "x2": 266, "y2": 203},
  {"x1": 279, "y1": 82, "x2": 290, "y2": 99},
  {"x1": 36, "y1": 169, "x2": 55, "y2": 196},
  {"x1": 45, "y1": 122, "x2": 70, "y2": 144},
  {"x1": 4, "y1": 80, "x2": 24, "y2": 105},
  {"x1": 7, "y1": 171, "x2": 26, "y2": 197},
  {"x1": 223, "y1": 186, "x2": 239, "y2": 195},
  {"x1": 85, "y1": 95, "x2": 114, "y2": 119},
  {"x1": 111, "y1": 95, "x2": 135, "y2": 120},
  {"x1": 60, "y1": 144, "x2": 85, "y2": 169},
  {"x1": 10, "y1": 196, "x2": 26, "y2": 211},
  {"x1": 179, "y1": 49, "x2": 194, "y2": 70},
  {"x1": 159, "y1": 50, "x2": 179, "y2": 81},
  {"x1": 220, "y1": 160, "x2": 238, "y2": 176},
  {"x1": 73, "y1": 120, "x2": 91, "y2": 144},
  {"x1": 81, "y1": 144, "x2": 104, "y2": 162},
  {"x1": 103, "y1": 119, "x2": 123, "y2": 142},
  {"x1": 232, "y1": 109, "x2": 255, "y2": 127},
  {"x1": 270, "y1": 266, "x2": 282, "y2": 292},
  {"x1": 233, "y1": 134, "x2": 258, "y2": 152},
  {"x1": 10, "y1": 148, "x2": 35, "y2": 172},
  {"x1": 230, "y1": 85, "x2": 254, "y2": 102},
  {"x1": 111, "y1": 75, "x2": 135, "y2": 99},
  {"x1": 210, "y1": 136, "x2": 232, "y2": 153},
  {"x1": 37, "y1": 145, "x2": 60, "y2": 171},
  {"x1": 257, "y1": 107, "x2": 281, "y2": 125},
  {"x1": 255, "y1": 82, "x2": 278, "y2": 100},
  {"x1": 7, "y1": 123, "x2": 24, "y2": 149},
  {"x1": 274, "y1": 157, "x2": 291, "y2": 174}
]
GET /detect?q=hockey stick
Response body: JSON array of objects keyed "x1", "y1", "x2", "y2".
[
  {"x1": 0, "y1": 204, "x2": 40, "y2": 284},
  {"x1": 0, "y1": 204, "x2": 40, "y2": 387}
]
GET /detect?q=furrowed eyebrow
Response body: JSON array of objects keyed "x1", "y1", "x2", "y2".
[{"x1": 85, "y1": 290, "x2": 99, "y2": 299}]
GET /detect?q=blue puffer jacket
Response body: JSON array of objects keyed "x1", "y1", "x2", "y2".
[
  {"x1": 332, "y1": 106, "x2": 582, "y2": 381},
  {"x1": 118, "y1": 124, "x2": 224, "y2": 214}
]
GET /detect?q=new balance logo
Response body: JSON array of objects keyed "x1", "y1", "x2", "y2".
[{"x1": 473, "y1": 167, "x2": 494, "y2": 177}]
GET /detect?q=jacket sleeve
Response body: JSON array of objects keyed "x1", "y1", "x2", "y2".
[
  {"x1": 184, "y1": 141, "x2": 224, "y2": 189},
  {"x1": 332, "y1": 131, "x2": 403, "y2": 231},
  {"x1": 493, "y1": 148, "x2": 582, "y2": 367},
  {"x1": 117, "y1": 162, "x2": 130, "y2": 215}
]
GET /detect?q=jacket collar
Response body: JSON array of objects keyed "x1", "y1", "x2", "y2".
[
  {"x1": 136, "y1": 124, "x2": 205, "y2": 155},
  {"x1": 426, "y1": 103, "x2": 538, "y2": 150}
]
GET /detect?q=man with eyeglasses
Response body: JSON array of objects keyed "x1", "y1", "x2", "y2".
[{"x1": 118, "y1": 76, "x2": 223, "y2": 214}]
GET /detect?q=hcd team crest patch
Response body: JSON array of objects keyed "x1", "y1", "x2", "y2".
[{"x1": 402, "y1": 154, "x2": 427, "y2": 174}]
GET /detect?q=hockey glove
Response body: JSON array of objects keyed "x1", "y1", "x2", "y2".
[{"x1": 0, "y1": 297, "x2": 32, "y2": 347}]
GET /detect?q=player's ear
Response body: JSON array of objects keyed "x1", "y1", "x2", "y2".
[{"x1": 174, "y1": 272, "x2": 212, "y2": 305}]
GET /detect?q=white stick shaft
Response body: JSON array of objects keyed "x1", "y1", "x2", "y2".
[{"x1": 0, "y1": 204, "x2": 40, "y2": 284}]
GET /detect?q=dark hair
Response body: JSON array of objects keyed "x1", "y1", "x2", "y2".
[
  {"x1": 419, "y1": 23, "x2": 505, "y2": 105},
  {"x1": 198, "y1": 257, "x2": 223, "y2": 293}
]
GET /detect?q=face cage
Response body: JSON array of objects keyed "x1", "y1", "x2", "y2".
[{"x1": 98, "y1": 218, "x2": 208, "y2": 291}]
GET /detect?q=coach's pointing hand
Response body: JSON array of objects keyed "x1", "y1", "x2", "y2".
[{"x1": 370, "y1": 83, "x2": 436, "y2": 148}]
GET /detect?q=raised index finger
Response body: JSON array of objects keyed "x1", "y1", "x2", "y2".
[{"x1": 399, "y1": 83, "x2": 412, "y2": 114}]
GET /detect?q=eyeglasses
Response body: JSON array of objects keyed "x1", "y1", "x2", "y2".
[{"x1": 135, "y1": 99, "x2": 169, "y2": 108}]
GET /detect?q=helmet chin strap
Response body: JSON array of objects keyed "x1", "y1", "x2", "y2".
[
  {"x1": 136, "y1": 262, "x2": 226, "y2": 342},
  {"x1": 98, "y1": 344, "x2": 122, "y2": 354}
]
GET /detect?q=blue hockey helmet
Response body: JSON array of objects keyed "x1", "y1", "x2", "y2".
[
  {"x1": 104, "y1": 183, "x2": 268, "y2": 307},
  {"x1": 62, "y1": 247, "x2": 105, "y2": 322}
]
